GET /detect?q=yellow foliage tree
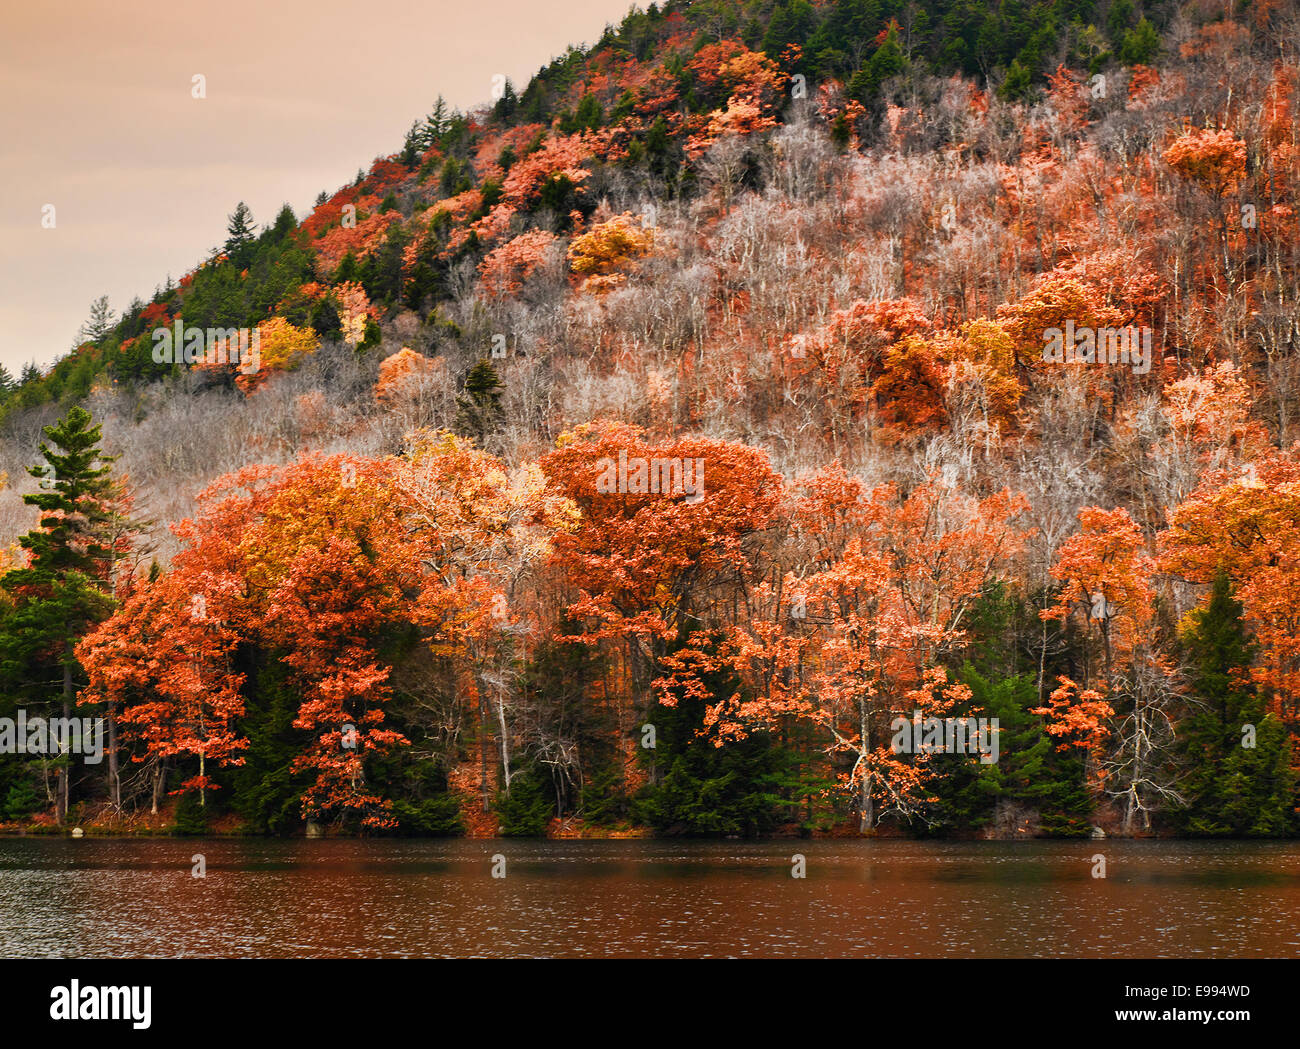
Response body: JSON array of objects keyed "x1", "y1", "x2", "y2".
[
  {"x1": 239, "y1": 317, "x2": 320, "y2": 393},
  {"x1": 566, "y1": 213, "x2": 653, "y2": 293}
]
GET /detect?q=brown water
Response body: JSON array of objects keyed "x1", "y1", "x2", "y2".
[{"x1": 1, "y1": 838, "x2": 1297, "y2": 958}]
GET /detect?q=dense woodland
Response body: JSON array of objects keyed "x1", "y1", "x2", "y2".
[{"x1": 1, "y1": 0, "x2": 1299, "y2": 838}]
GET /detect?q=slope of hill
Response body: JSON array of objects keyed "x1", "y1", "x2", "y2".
[{"x1": 1, "y1": 0, "x2": 1298, "y2": 838}]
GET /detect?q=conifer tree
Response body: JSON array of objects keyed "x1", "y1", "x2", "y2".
[
  {"x1": 1176, "y1": 574, "x2": 1295, "y2": 836},
  {"x1": 224, "y1": 201, "x2": 257, "y2": 270},
  {"x1": 455, "y1": 360, "x2": 505, "y2": 445},
  {"x1": 849, "y1": 22, "x2": 905, "y2": 102},
  {"x1": 0, "y1": 407, "x2": 133, "y2": 822},
  {"x1": 75, "y1": 295, "x2": 116, "y2": 347}
]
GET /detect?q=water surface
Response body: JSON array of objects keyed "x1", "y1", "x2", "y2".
[{"x1": 1, "y1": 838, "x2": 1296, "y2": 958}]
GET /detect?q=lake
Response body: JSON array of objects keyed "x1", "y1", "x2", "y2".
[{"x1": 2, "y1": 838, "x2": 1297, "y2": 958}]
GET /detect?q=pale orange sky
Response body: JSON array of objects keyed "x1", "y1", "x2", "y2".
[{"x1": 0, "y1": 0, "x2": 640, "y2": 373}]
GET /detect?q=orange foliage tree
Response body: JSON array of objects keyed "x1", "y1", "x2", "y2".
[
  {"x1": 693, "y1": 465, "x2": 1030, "y2": 829},
  {"x1": 79, "y1": 450, "x2": 545, "y2": 828},
  {"x1": 1161, "y1": 456, "x2": 1300, "y2": 725}
]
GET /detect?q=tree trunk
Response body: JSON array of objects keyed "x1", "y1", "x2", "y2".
[
  {"x1": 151, "y1": 760, "x2": 166, "y2": 816},
  {"x1": 107, "y1": 708, "x2": 120, "y2": 811},
  {"x1": 479, "y1": 693, "x2": 490, "y2": 813},
  {"x1": 57, "y1": 643, "x2": 73, "y2": 825},
  {"x1": 859, "y1": 699, "x2": 873, "y2": 832},
  {"x1": 496, "y1": 690, "x2": 512, "y2": 793}
]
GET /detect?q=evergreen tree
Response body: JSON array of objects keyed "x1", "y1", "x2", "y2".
[
  {"x1": 224, "y1": 201, "x2": 258, "y2": 270},
  {"x1": 1119, "y1": 17, "x2": 1160, "y2": 66},
  {"x1": 633, "y1": 635, "x2": 799, "y2": 836},
  {"x1": 572, "y1": 92, "x2": 604, "y2": 132},
  {"x1": 0, "y1": 407, "x2": 128, "y2": 823},
  {"x1": 1175, "y1": 574, "x2": 1295, "y2": 836},
  {"x1": 929, "y1": 668, "x2": 1094, "y2": 836},
  {"x1": 360, "y1": 222, "x2": 410, "y2": 306},
  {"x1": 455, "y1": 360, "x2": 505, "y2": 445},
  {"x1": 639, "y1": 670, "x2": 790, "y2": 842},
  {"x1": 807, "y1": 0, "x2": 880, "y2": 78},
  {"x1": 495, "y1": 765, "x2": 554, "y2": 835},
  {"x1": 849, "y1": 23, "x2": 906, "y2": 103},
  {"x1": 761, "y1": 1, "x2": 794, "y2": 59},
  {"x1": 310, "y1": 296, "x2": 343, "y2": 341},
  {"x1": 400, "y1": 120, "x2": 425, "y2": 166},
  {"x1": 268, "y1": 203, "x2": 297, "y2": 242},
  {"x1": 422, "y1": 96, "x2": 451, "y2": 150},
  {"x1": 76, "y1": 295, "x2": 115, "y2": 347},
  {"x1": 1000, "y1": 58, "x2": 1034, "y2": 101},
  {"x1": 333, "y1": 251, "x2": 361, "y2": 285},
  {"x1": 1106, "y1": 0, "x2": 1135, "y2": 39},
  {"x1": 492, "y1": 79, "x2": 519, "y2": 123},
  {"x1": 230, "y1": 660, "x2": 313, "y2": 835}
]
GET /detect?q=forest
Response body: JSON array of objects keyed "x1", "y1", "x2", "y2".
[{"x1": 0, "y1": 0, "x2": 1297, "y2": 840}]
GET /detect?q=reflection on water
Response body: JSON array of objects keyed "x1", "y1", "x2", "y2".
[{"x1": 1, "y1": 838, "x2": 1297, "y2": 958}]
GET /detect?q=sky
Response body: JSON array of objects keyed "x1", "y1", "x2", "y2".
[{"x1": 0, "y1": 0, "x2": 640, "y2": 374}]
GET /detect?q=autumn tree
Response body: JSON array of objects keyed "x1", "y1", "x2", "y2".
[
  {"x1": 765, "y1": 467, "x2": 1029, "y2": 830},
  {"x1": 1161, "y1": 457, "x2": 1300, "y2": 744},
  {"x1": 79, "y1": 567, "x2": 247, "y2": 812},
  {"x1": 567, "y1": 214, "x2": 653, "y2": 293},
  {"x1": 540, "y1": 421, "x2": 785, "y2": 726},
  {"x1": 1163, "y1": 128, "x2": 1248, "y2": 285},
  {"x1": 398, "y1": 431, "x2": 572, "y2": 814},
  {"x1": 1042, "y1": 506, "x2": 1184, "y2": 831},
  {"x1": 81, "y1": 457, "x2": 424, "y2": 828}
]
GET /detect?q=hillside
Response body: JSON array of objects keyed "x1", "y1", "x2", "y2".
[{"x1": 1, "y1": 0, "x2": 1299, "y2": 839}]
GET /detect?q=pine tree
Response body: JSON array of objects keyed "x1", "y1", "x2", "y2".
[
  {"x1": 455, "y1": 360, "x2": 505, "y2": 445},
  {"x1": 422, "y1": 96, "x2": 451, "y2": 150},
  {"x1": 1106, "y1": 0, "x2": 1135, "y2": 39},
  {"x1": 76, "y1": 295, "x2": 115, "y2": 347},
  {"x1": 1175, "y1": 574, "x2": 1295, "y2": 836},
  {"x1": 1119, "y1": 17, "x2": 1160, "y2": 66},
  {"x1": 849, "y1": 22, "x2": 905, "y2": 103},
  {"x1": 224, "y1": 201, "x2": 257, "y2": 269},
  {"x1": 761, "y1": 0, "x2": 815, "y2": 58},
  {"x1": 761, "y1": 2, "x2": 796, "y2": 59},
  {"x1": 1000, "y1": 59, "x2": 1034, "y2": 102},
  {"x1": 0, "y1": 407, "x2": 132, "y2": 823},
  {"x1": 492, "y1": 80, "x2": 519, "y2": 124},
  {"x1": 632, "y1": 632, "x2": 797, "y2": 837},
  {"x1": 932, "y1": 668, "x2": 1094, "y2": 836},
  {"x1": 400, "y1": 120, "x2": 424, "y2": 166},
  {"x1": 269, "y1": 203, "x2": 297, "y2": 241}
]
